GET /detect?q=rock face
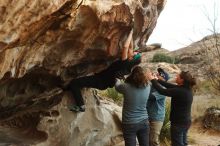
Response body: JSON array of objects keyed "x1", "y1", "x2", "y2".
[
  {"x1": 36, "y1": 90, "x2": 123, "y2": 146},
  {"x1": 0, "y1": 0, "x2": 166, "y2": 145},
  {"x1": 0, "y1": 0, "x2": 166, "y2": 78}
]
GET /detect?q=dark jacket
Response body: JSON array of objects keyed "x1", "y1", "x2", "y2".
[{"x1": 151, "y1": 79, "x2": 193, "y2": 125}]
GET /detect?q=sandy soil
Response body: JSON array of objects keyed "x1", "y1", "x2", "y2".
[{"x1": 189, "y1": 122, "x2": 220, "y2": 146}]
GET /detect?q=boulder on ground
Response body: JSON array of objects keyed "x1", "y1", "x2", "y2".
[{"x1": 203, "y1": 106, "x2": 220, "y2": 131}]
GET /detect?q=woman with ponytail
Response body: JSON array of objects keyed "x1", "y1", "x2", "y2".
[{"x1": 146, "y1": 71, "x2": 196, "y2": 146}]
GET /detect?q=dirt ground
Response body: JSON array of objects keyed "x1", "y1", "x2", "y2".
[
  {"x1": 188, "y1": 121, "x2": 220, "y2": 146},
  {"x1": 115, "y1": 121, "x2": 220, "y2": 146}
]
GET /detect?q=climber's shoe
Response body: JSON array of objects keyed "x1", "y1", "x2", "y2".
[{"x1": 68, "y1": 105, "x2": 85, "y2": 112}]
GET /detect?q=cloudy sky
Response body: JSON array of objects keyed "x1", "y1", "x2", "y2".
[{"x1": 147, "y1": 0, "x2": 220, "y2": 51}]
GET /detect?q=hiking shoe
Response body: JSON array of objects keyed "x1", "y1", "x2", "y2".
[
  {"x1": 68, "y1": 105, "x2": 85, "y2": 112},
  {"x1": 78, "y1": 105, "x2": 85, "y2": 112}
]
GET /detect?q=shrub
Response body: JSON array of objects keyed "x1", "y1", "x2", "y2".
[
  {"x1": 152, "y1": 53, "x2": 178, "y2": 64},
  {"x1": 195, "y1": 80, "x2": 217, "y2": 95},
  {"x1": 106, "y1": 87, "x2": 123, "y2": 104},
  {"x1": 160, "y1": 101, "x2": 171, "y2": 145}
]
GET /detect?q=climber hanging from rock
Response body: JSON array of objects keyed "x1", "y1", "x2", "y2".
[{"x1": 66, "y1": 28, "x2": 142, "y2": 112}]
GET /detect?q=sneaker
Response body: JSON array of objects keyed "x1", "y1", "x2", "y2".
[
  {"x1": 68, "y1": 105, "x2": 85, "y2": 112},
  {"x1": 79, "y1": 105, "x2": 85, "y2": 112}
]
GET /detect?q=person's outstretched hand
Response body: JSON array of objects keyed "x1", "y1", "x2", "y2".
[{"x1": 156, "y1": 74, "x2": 165, "y2": 81}]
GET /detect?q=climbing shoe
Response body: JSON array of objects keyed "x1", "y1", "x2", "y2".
[{"x1": 69, "y1": 105, "x2": 85, "y2": 112}]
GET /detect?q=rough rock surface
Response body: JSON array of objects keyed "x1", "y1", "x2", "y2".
[
  {"x1": 0, "y1": 0, "x2": 166, "y2": 145},
  {"x1": 0, "y1": 0, "x2": 166, "y2": 78},
  {"x1": 203, "y1": 107, "x2": 220, "y2": 131}
]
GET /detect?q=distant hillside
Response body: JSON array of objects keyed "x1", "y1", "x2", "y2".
[
  {"x1": 143, "y1": 34, "x2": 220, "y2": 80},
  {"x1": 141, "y1": 47, "x2": 170, "y2": 62},
  {"x1": 169, "y1": 34, "x2": 220, "y2": 79},
  {"x1": 169, "y1": 33, "x2": 220, "y2": 64}
]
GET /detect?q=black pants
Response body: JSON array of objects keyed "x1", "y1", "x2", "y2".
[{"x1": 67, "y1": 74, "x2": 114, "y2": 106}]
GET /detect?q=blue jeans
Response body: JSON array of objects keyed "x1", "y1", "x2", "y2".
[
  {"x1": 171, "y1": 123, "x2": 191, "y2": 146},
  {"x1": 122, "y1": 119, "x2": 149, "y2": 146}
]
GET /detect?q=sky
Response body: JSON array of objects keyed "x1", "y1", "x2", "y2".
[{"x1": 147, "y1": 0, "x2": 220, "y2": 51}]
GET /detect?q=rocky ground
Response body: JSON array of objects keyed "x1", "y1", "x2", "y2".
[{"x1": 188, "y1": 121, "x2": 220, "y2": 146}]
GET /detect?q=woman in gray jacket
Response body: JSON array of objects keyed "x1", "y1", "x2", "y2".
[{"x1": 115, "y1": 66, "x2": 150, "y2": 146}]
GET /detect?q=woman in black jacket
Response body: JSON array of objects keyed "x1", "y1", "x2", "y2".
[{"x1": 146, "y1": 71, "x2": 196, "y2": 146}]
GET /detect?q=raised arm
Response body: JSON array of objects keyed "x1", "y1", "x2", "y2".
[
  {"x1": 158, "y1": 80, "x2": 178, "y2": 88},
  {"x1": 129, "y1": 37, "x2": 134, "y2": 52},
  {"x1": 145, "y1": 70, "x2": 177, "y2": 96},
  {"x1": 151, "y1": 79, "x2": 176, "y2": 97},
  {"x1": 121, "y1": 29, "x2": 133, "y2": 60}
]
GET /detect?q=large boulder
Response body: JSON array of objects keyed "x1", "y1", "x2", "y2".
[
  {"x1": 203, "y1": 107, "x2": 220, "y2": 131},
  {"x1": 0, "y1": 0, "x2": 166, "y2": 145},
  {"x1": 0, "y1": 0, "x2": 166, "y2": 77}
]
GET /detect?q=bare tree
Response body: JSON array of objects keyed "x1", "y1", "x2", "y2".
[{"x1": 199, "y1": 1, "x2": 220, "y2": 91}]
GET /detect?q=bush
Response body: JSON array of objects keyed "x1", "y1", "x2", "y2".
[
  {"x1": 152, "y1": 53, "x2": 178, "y2": 64},
  {"x1": 106, "y1": 87, "x2": 123, "y2": 104},
  {"x1": 160, "y1": 101, "x2": 171, "y2": 145},
  {"x1": 195, "y1": 80, "x2": 217, "y2": 95}
]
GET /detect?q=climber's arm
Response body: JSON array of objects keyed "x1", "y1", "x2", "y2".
[{"x1": 121, "y1": 29, "x2": 133, "y2": 61}]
